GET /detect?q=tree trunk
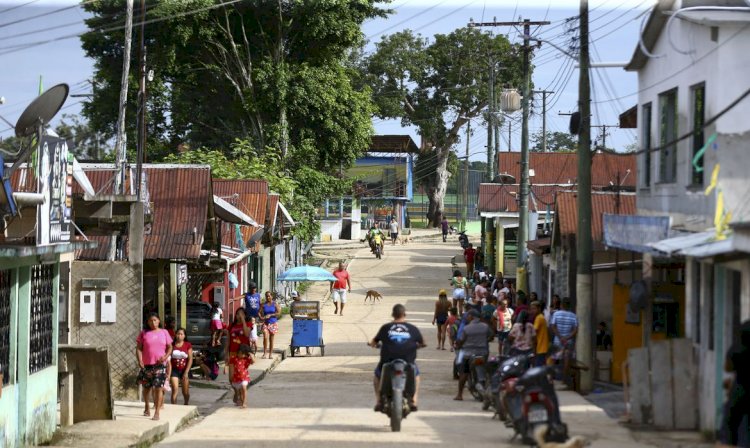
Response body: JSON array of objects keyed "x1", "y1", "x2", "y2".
[{"x1": 426, "y1": 147, "x2": 450, "y2": 227}]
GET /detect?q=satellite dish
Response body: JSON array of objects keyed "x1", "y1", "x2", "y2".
[{"x1": 15, "y1": 83, "x2": 69, "y2": 137}]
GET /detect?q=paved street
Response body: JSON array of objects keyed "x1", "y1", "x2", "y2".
[{"x1": 159, "y1": 241, "x2": 650, "y2": 448}]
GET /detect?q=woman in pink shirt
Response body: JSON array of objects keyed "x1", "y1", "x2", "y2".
[{"x1": 137, "y1": 313, "x2": 173, "y2": 420}]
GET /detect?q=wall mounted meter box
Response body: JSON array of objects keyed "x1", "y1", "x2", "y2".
[
  {"x1": 213, "y1": 285, "x2": 226, "y2": 302},
  {"x1": 100, "y1": 291, "x2": 117, "y2": 323},
  {"x1": 80, "y1": 291, "x2": 96, "y2": 323}
]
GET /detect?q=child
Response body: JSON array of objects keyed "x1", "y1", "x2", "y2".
[
  {"x1": 446, "y1": 307, "x2": 459, "y2": 352},
  {"x1": 195, "y1": 344, "x2": 220, "y2": 381},
  {"x1": 231, "y1": 344, "x2": 254, "y2": 409},
  {"x1": 248, "y1": 316, "x2": 258, "y2": 354},
  {"x1": 210, "y1": 302, "x2": 224, "y2": 347}
]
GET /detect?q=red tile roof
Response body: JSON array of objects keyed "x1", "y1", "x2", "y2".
[
  {"x1": 497, "y1": 151, "x2": 636, "y2": 188},
  {"x1": 478, "y1": 184, "x2": 566, "y2": 213},
  {"x1": 555, "y1": 191, "x2": 636, "y2": 242},
  {"x1": 213, "y1": 179, "x2": 269, "y2": 253},
  {"x1": 73, "y1": 164, "x2": 212, "y2": 260}
]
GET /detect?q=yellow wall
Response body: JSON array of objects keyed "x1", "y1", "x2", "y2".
[
  {"x1": 612, "y1": 283, "x2": 642, "y2": 383},
  {"x1": 495, "y1": 221, "x2": 505, "y2": 274}
]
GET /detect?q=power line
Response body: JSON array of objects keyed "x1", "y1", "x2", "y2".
[
  {"x1": 0, "y1": 0, "x2": 41, "y2": 15},
  {"x1": 0, "y1": 0, "x2": 95, "y2": 29}
]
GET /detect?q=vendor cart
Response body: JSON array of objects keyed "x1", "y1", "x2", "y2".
[{"x1": 289, "y1": 301, "x2": 325, "y2": 356}]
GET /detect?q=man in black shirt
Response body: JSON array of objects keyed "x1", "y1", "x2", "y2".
[{"x1": 369, "y1": 304, "x2": 425, "y2": 411}]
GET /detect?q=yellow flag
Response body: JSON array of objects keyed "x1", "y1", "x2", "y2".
[{"x1": 705, "y1": 163, "x2": 720, "y2": 196}]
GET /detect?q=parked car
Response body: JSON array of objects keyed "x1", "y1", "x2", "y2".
[{"x1": 142, "y1": 300, "x2": 225, "y2": 352}]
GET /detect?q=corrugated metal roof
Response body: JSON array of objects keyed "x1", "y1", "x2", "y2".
[
  {"x1": 556, "y1": 191, "x2": 637, "y2": 241},
  {"x1": 212, "y1": 179, "x2": 269, "y2": 254},
  {"x1": 478, "y1": 184, "x2": 569, "y2": 213},
  {"x1": 267, "y1": 194, "x2": 279, "y2": 228},
  {"x1": 370, "y1": 135, "x2": 419, "y2": 153},
  {"x1": 497, "y1": 152, "x2": 636, "y2": 188},
  {"x1": 74, "y1": 164, "x2": 212, "y2": 260}
]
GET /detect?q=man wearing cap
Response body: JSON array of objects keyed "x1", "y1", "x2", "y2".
[
  {"x1": 289, "y1": 291, "x2": 311, "y2": 355},
  {"x1": 454, "y1": 309, "x2": 494, "y2": 400}
]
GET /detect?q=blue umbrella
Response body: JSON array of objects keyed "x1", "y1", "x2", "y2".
[{"x1": 278, "y1": 265, "x2": 336, "y2": 282}]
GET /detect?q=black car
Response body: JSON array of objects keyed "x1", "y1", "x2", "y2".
[{"x1": 143, "y1": 301, "x2": 223, "y2": 350}]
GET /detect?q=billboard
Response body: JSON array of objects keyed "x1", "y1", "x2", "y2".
[
  {"x1": 347, "y1": 156, "x2": 412, "y2": 200},
  {"x1": 37, "y1": 136, "x2": 72, "y2": 245}
]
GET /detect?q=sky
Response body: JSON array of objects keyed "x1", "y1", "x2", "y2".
[{"x1": 0, "y1": 0, "x2": 653, "y2": 160}]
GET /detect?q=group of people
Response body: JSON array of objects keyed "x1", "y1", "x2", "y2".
[{"x1": 436, "y1": 270, "x2": 581, "y2": 395}]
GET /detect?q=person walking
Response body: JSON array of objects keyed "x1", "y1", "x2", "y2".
[
  {"x1": 550, "y1": 297, "x2": 578, "y2": 387},
  {"x1": 432, "y1": 289, "x2": 451, "y2": 350},
  {"x1": 244, "y1": 283, "x2": 261, "y2": 346},
  {"x1": 330, "y1": 262, "x2": 351, "y2": 316},
  {"x1": 508, "y1": 310, "x2": 536, "y2": 356},
  {"x1": 441, "y1": 215, "x2": 449, "y2": 242},
  {"x1": 530, "y1": 301, "x2": 550, "y2": 367},
  {"x1": 231, "y1": 344, "x2": 255, "y2": 409},
  {"x1": 259, "y1": 291, "x2": 280, "y2": 359},
  {"x1": 463, "y1": 244, "x2": 476, "y2": 276},
  {"x1": 451, "y1": 270, "x2": 468, "y2": 315},
  {"x1": 720, "y1": 320, "x2": 750, "y2": 447},
  {"x1": 136, "y1": 313, "x2": 173, "y2": 421},
  {"x1": 493, "y1": 296, "x2": 514, "y2": 355},
  {"x1": 169, "y1": 328, "x2": 193, "y2": 405},
  {"x1": 225, "y1": 308, "x2": 251, "y2": 404},
  {"x1": 389, "y1": 217, "x2": 399, "y2": 246},
  {"x1": 454, "y1": 309, "x2": 494, "y2": 400}
]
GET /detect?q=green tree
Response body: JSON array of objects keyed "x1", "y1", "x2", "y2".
[
  {"x1": 530, "y1": 130, "x2": 577, "y2": 152},
  {"x1": 363, "y1": 28, "x2": 523, "y2": 226},
  {"x1": 54, "y1": 114, "x2": 111, "y2": 160}
]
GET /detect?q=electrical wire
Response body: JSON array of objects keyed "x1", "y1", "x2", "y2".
[
  {"x1": 0, "y1": 0, "x2": 96, "y2": 29},
  {"x1": 0, "y1": 0, "x2": 41, "y2": 15}
]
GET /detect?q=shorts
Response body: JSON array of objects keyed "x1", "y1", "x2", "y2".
[
  {"x1": 497, "y1": 330, "x2": 510, "y2": 342},
  {"x1": 170, "y1": 367, "x2": 186, "y2": 379},
  {"x1": 210, "y1": 319, "x2": 223, "y2": 331},
  {"x1": 436, "y1": 314, "x2": 448, "y2": 326},
  {"x1": 390, "y1": 233, "x2": 398, "y2": 240},
  {"x1": 374, "y1": 362, "x2": 420, "y2": 378},
  {"x1": 332, "y1": 289, "x2": 347, "y2": 303},
  {"x1": 137, "y1": 364, "x2": 167, "y2": 389},
  {"x1": 263, "y1": 322, "x2": 278, "y2": 335},
  {"x1": 232, "y1": 381, "x2": 249, "y2": 388},
  {"x1": 452, "y1": 288, "x2": 465, "y2": 300}
]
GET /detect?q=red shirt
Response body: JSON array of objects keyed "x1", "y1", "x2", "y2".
[
  {"x1": 170, "y1": 341, "x2": 192, "y2": 371},
  {"x1": 464, "y1": 248, "x2": 476, "y2": 262},
  {"x1": 228, "y1": 323, "x2": 251, "y2": 353},
  {"x1": 332, "y1": 269, "x2": 350, "y2": 289},
  {"x1": 231, "y1": 357, "x2": 252, "y2": 383}
]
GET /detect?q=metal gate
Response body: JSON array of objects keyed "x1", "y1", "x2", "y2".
[{"x1": 29, "y1": 264, "x2": 54, "y2": 374}]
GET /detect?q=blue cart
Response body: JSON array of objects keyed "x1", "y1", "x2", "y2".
[{"x1": 289, "y1": 301, "x2": 325, "y2": 357}]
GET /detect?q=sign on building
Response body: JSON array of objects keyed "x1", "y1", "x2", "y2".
[{"x1": 37, "y1": 136, "x2": 72, "y2": 245}]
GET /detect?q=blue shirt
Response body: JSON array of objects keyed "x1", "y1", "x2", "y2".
[
  {"x1": 244, "y1": 292, "x2": 261, "y2": 318},
  {"x1": 550, "y1": 309, "x2": 578, "y2": 344}
]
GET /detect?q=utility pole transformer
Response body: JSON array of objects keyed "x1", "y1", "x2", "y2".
[{"x1": 576, "y1": 0, "x2": 594, "y2": 395}]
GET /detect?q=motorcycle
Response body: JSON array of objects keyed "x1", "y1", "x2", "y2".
[
  {"x1": 466, "y1": 354, "x2": 488, "y2": 401},
  {"x1": 378, "y1": 359, "x2": 416, "y2": 432},
  {"x1": 495, "y1": 353, "x2": 533, "y2": 426},
  {"x1": 513, "y1": 365, "x2": 568, "y2": 445},
  {"x1": 458, "y1": 231, "x2": 469, "y2": 249},
  {"x1": 374, "y1": 242, "x2": 382, "y2": 259},
  {"x1": 481, "y1": 355, "x2": 502, "y2": 411}
]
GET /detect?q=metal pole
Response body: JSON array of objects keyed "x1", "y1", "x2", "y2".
[
  {"x1": 487, "y1": 58, "x2": 495, "y2": 180},
  {"x1": 136, "y1": 0, "x2": 146, "y2": 201},
  {"x1": 542, "y1": 90, "x2": 548, "y2": 152},
  {"x1": 576, "y1": 0, "x2": 594, "y2": 394},
  {"x1": 508, "y1": 121, "x2": 512, "y2": 152},
  {"x1": 518, "y1": 19, "x2": 531, "y2": 287},
  {"x1": 462, "y1": 120, "x2": 470, "y2": 232}
]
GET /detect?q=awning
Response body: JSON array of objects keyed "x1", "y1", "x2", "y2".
[
  {"x1": 527, "y1": 237, "x2": 551, "y2": 255},
  {"x1": 649, "y1": 231, "x2": 747, "y2": 259},
  {"x1": 214, "y1": 195, "x2": 262, "y2": 227},
  {"x1": 277, "y1": 201, "x2": 295, "y2": 226},
  {"x1": 649, "y1": 231, "x2": 713, "y2": 256}
]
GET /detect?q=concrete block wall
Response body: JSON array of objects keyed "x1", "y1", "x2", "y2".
[{"x1": 70, "y1": 261, "x2": 143, "y2": 399}]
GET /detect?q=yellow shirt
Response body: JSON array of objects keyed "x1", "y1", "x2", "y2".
[{"x1": 534, "y1": 313, "x2": 550, "y2": 355}]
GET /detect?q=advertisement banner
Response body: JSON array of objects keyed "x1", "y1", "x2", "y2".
[{"x1": 37, "y1": 136, "x2": 72, "y2": 245}]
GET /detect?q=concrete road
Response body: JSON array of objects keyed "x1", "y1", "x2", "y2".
[{"x1": 159, "y1": 241, "x2": 650, "y2": 448}]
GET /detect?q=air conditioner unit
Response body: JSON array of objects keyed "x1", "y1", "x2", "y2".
[{"x1": 213, "y1": 285, "x2": 226, "y2": 302}]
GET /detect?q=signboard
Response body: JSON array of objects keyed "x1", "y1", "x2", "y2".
[
  {"x1": 347, "y1": 156, "x2": 411, "y2": 199},
  {"x1": 37, "y1": 136, "x2": 72, "y2": 245},
  {"x1": 177, "y1": 264, "x2": 188, "y2": 285},
  {"x1": 602, "y1": 214, "x2": 670, "y2": 253}
]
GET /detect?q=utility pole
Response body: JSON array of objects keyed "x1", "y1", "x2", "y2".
[
  {"x1": 470, "y1": 18, "x2": 550, "y2": 291},
  {"x1": 136, "y1": 0, "x2": 147, "y2": 201},
  {"x1": 462, "y1": 120, "x2": 471, "y2": 232},
  {"x1": 508, "y1": 121, "x2": 512, "y2": 152},
  {"x1": 591, "y1": 124, "x2": 618, "y2": 150},
  {"x1": 487, "y1": 57, "x2": 495, "y2": 180},
  {"x1": 110, "y1": 0, "x2": 134, "y2": 262},
  {"x1": 576, "y1": 0, "x2": 594, "y2": 395},
  {"x1": 533, "y1": 90, "x2": 554, "y2": 152}
]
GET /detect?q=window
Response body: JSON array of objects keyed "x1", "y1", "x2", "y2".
[
  {"x1": 659, "y1": 89, "x2": 678, "y2": 183},
  {"x1": 641, "y1": 103, "x2": 652, "y2": 187},
  {"x1": 691, "y1": 84, "x2": 706, "y2": 185},
  {"x1": 29, "y1": 264, "x2": 54, "y2": 374},
  {"x1": 0, "y1": 269, "x2": 11, "y2": 385}
]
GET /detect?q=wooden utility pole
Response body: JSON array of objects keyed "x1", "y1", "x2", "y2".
[
  {"x1": 576, "y1": 0, "x2": 594, "y2": 394},
  {"x1": 591, "y1": 124, "x2": 618, "y2": 150},
  {"x1": 462, "y1": 120, "x2": 471, "y2": 232},
  {"x1": 469, "y1": 18, "x2": 550, "y2": 290},
  {"x1": 533, "y1": 90, "x2": 554, "y2": 152},
  {"x1": 136, "y1": 0, "x2": 147, "y2": 201}
]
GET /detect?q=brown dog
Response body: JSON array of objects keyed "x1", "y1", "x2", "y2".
[
  {"x1": 534, "y1": 425, "x2": 589, "y2": 448},
  {"x1": 364, "y1": 290, "x2": 382, "y2": 303}
]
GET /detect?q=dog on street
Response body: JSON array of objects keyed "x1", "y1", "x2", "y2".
[
  {"x1": 364, "y1": 290, "x2": 382, "y2": 303},
  {"x1": 534, "y1": 425, "x2": 589, "y2": 448}
]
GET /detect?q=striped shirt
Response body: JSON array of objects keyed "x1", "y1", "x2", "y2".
[{"x1": 550, "y1": 310, "x2": 578, "y2": 345}]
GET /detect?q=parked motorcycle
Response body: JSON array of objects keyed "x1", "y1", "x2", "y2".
[
  {"x1": 513, "y1": 365, "x2": 568, "y2": 445},
  {"x1": 481, "y1": 355, "x2": 502, "y2": 411},
  {"x1": 378, "y1": 359, "x2": 416, "y2": 432},
  {"x1": 458, "y1": 231, "x2": 469, "y2": 249},
  {"x1": 495, "y1": 353, "x2": 533, "y2": 425},
  {"x1": 466, "y1": 354, "x2": 488, "y2": 401}
]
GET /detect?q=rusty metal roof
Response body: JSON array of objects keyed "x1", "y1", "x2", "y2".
[
  {"x1": 370, "y1": 135, "x2": 419, "y2": 153},
  {"x1": 478, "y1": 184, "x2": 568, "y2": 213},
  {"x1": 213, "y1": 179, "x2": 269, "y2": 253},
  {"x1": 497, "y1": 152, "x2": 636, "y2": 188},
  {"x1": 74, "y1": 164, "x2": 212, "y2": 260},
  {"x1": 555, "y1": 191, "x2": 637, "y2": 242}
]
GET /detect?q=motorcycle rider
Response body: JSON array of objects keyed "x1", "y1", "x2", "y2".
[
  {"x1": 369, "y1": 304, "x2": 426, "y2": 411},
  {"x1": 367, "y1": 226, "x2": 386, "y2": 255},
  {"x1": 454, "y1": 309, "x2": 494, "y2": 400}
]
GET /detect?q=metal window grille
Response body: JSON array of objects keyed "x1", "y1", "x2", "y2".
[
  {"x1": 29, "y1": 264, "x2": 54, "y2": 374},
  {"x1": 0, "y1": 269, "x2": 11, "y2": 384}
]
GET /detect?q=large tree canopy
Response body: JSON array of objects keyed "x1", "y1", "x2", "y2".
[
  {"x1": 530, "y1": 130, "x2": 577, "y2": 152},
  {"x1": 363, "y1": 28, "x2": 524, "y2": 226}
]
